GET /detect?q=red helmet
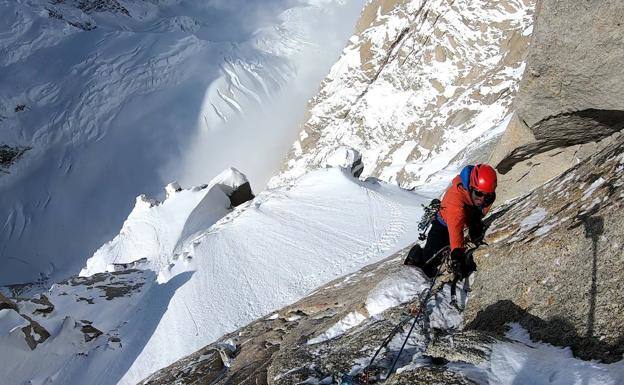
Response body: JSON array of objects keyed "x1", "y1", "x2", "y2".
[{"x1": 470, "y1": 164, "x2": 497, "y2": 193}]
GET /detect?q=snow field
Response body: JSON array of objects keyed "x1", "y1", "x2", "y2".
[
  {"x1": 115, "y1": 168, "x2": 428, "y2": 384},
  {"x1": 0, "y1": 167, "x2": 428, "y2": 385},
  {"x1": 482, "y1": 325, "x2": 624, "y2": 385}
]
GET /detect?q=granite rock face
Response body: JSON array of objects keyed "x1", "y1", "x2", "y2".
[
  {"x1": 466, "y1": 134, "x2": 624, "y2": 363},
  {"x1": 496, "y1": 0, "x2": 624, "y2": 173}
]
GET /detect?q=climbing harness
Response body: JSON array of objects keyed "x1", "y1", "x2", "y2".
[{"x1": 417, "y1": 199, "x2": 441, "y2": 241}]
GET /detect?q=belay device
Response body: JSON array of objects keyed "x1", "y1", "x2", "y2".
[{"x1": 417, "y1": 199, "x2": 441, "y2": 240}]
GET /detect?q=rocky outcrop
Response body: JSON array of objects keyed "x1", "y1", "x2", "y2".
[
  {"x1": 46, "y1": 0, "x2": 132, "y2": 31},
  {"x1": 494, "y1": 0, "x2": 624, "y2": 175},
  {"x1": 325, "y1": 146, "x2": 364, "y2": 178},
  {"x1": 1, "y1": 292, "x2": 51, "y2": 349},
  {"x1": 465, "y1": 134, "x2": 624, "y2": 363},
  {"x1": 0, "y1": 268, "x2": 151, "y2": 360},
  {"x1": 209, "y1": 167, "x2": 255, "y2": 208},
  {"x1": 0, "y1": 292, "x2": 18, "y2": 311},
  {"x1": 0, "y1": 144, "x2": 30, "y2": 173}
]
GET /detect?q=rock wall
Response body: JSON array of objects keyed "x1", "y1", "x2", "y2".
[
  {"x1": 465, "y1": 134, "x2": 624, "y2": 363},
  {"x1": 494, "y1": 0, "x2": 624, "y2": 175}
]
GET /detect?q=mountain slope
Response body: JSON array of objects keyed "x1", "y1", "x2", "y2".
[
  {"x1": 137, "y1": 130, "x2": 624, "y2": 385},
  {"x1": 270, "y1": 0, "x2": 534, "y2": 191}
]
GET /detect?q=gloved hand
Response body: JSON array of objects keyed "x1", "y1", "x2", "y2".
[
  {"x1": 468, "y1": 220, "x2": 485, "y2": 245},
  {"x1": 450, "y1": 248, "x2": 466, "y2": 277}
]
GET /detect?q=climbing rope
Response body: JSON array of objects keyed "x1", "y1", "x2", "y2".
[
  {"x1": 356, "y1": 246, "x2": 451, "y2": 384},
  {"x1": 342, "y1": 242, "x2": 482, "y2": 385}
]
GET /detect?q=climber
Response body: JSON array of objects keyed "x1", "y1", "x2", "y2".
[{"x1": 405, "y1": 164, "x2": 497, "y2": 280}]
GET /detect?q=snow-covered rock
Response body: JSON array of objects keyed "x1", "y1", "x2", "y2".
[
  {"x1": 81, "y1": 167, "x2": 253, "y2": 278},
  {"x1": 325, "y1": 146, "x2": 364, "y2": 178},
  {"x1": 270, "y1": 0, "x2": 535, "y2": 190},
  {"x1": 208, "y1": 167, "x2": 254, "y2": 207},
  {"x1": 80, "y1": 184, "x2": 214, "y2": 277}
]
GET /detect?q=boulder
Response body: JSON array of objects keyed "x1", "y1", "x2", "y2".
[{"x1": 209, "y1": 167, "x2": 254, "y2": 207}]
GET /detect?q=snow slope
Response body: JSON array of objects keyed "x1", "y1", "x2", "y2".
[
  {"x1": 0, "y1": 0, "x2": 365, "y2": 285},
  {"x1": 2, "y1": 166, "x2": 428, "y2": 385}
]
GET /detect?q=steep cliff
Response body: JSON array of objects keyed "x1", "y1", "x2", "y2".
[
  {"x1": 466, "y1": 133, "x2": 624, "y2": 363},
  {"x1": 463, "y1": 0, "x2": 624, "y2": 363},
  {"x1": 270, "y1": 0, "x2": 535, "y2": 189},
  {"x1": 495, "y1": 0, "x2": 624, "y2": 173}
]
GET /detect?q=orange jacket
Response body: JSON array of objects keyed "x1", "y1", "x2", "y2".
[{"x1": 438, "y1": 175, "x2": 492, "y2": 251}]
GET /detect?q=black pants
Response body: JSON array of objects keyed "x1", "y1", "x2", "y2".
[{"x1": 405, "y1": 219, "x2": 450, "y2": 278}]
